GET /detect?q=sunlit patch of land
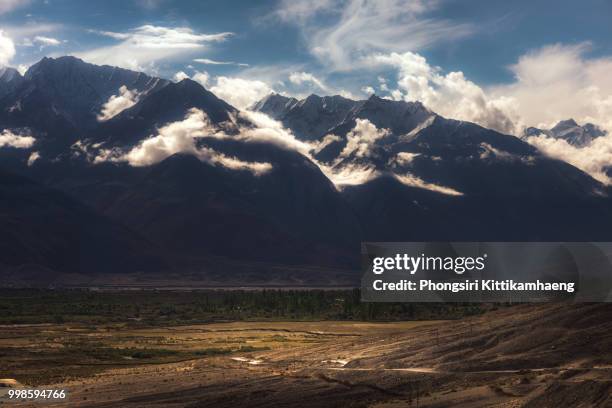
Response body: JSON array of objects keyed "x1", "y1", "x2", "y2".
[
  {"x1": 1, "y1": 292, "x2": 610, "y2": 407},
  {"x1": 0, "y1": 320, "x2": 442, "y2": 387}
]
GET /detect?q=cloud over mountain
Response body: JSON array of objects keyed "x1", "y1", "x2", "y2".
[
  {"x1": 95, "y1": 108, "x2": 272, "y2": 175},
  {"x1": 369, "y1": 51, "x2": 517, "y2": 135},
  {"x1": 526, "y1": 132, "x2": 612, "y2": 185},
  {"x1": 98, "y1": 86, "x2": 142, "y2": 121},
  {"x1": 0, "y1": 129, "x2": 35, "y2": 148},
  {"x1": 210, "y1": 77, "x2": 273, "y2": 109},
  {"x1": 491, "y1": 43, "x2": 612, "y2": 134}
]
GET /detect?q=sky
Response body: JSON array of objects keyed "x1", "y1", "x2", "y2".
[{"x1": 1, "y1": 0, "x2": 612, "y2": 135}]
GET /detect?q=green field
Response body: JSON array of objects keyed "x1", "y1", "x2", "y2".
[{"x1": 0, "y1": 289, "x2": 488, "y2": 325}]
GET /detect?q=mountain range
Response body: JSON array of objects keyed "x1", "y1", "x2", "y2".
[
  {"x1": 523, "y1": 119, "x2": 607, "y2": 146},
  {"x1": 2, "y1": 56, "x2": 612, "y2": 285}
]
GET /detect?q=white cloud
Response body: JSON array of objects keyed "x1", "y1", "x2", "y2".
[
  {"x1": 361, "y1": 85, "x2": 375, "y2": 95},
  {"x1": 0, "y1": 30, "x2": 16, "y2": 66},
  {"x1": 33, "y1": 36, "x2": 61, "y2": 46},
  {"x1": 393, "y1": 151, "x2": 420, "y2": 166},
  {"x1": 312, "y1": 134, "x2": 341, "y2": 154},
  {"x1": 97, "y1": 86, "x2": 141, "y2": 121},
  {"x1": 237, "y1": 110, "x2": 314, "y2": 154},
  {"x1": 0, "y1": 129, "x2": 35, "y2": 148},
  {"x1": 322, "y1": 163, "x2": 379, "y2": 186},
  {"x1": 289, "y1": 71, "x2": 328, "y2": 91},
  {"x1": 4, "y1": 23, "x2": 61, "y2": 39},
  {"x1": 173, "y1": 69, "x2": 211, "y2": 87},
  {"x1": 210, "y1": 77, "x2": 273, "y2": 109},
  {"x1": 80, "y1": 25, "x2": 233, "y2": 71},
  {"x1": 116, "y1": 108, "x2": 212, "y2": 166},
  {"x1": 192, "y1": 71, "x2": 210, "y2": 87},
  {"x1": 95, "y1": 108, "x2": 272, "y2": 176},
  {"x1": 490, "y1": 43, "x2": 612, "y2": 133},
  {"x1": 173, "y1": 71, "x2": 189, "y2": 82},
  {"x1": 479, "y1": 142, "x2": 535, "y2": 165},
  {"x1": 27, "y1": 151, "x2": 40, "y2": 166},
  {"x1": 17, "y1": 64, "x2": 28, "y2": 75},
  {"x1": 277, "y1": 0, "x2": 474, "y2": 71},
  {"x1": 394, "y1": 173, "x2": 463, "y2": 196},
  {"x1": 94, "y1": 25, "x2": 232, "y2": 47},
  {"x1": 194, "y1": 58, "x2": 249, "y2": 67},
  {"x1": 337, "y1": 118, "x2": 389, "y2": 160},
  {"x1": 526, "y1": 134, "x2": 612, "y2": 185}
]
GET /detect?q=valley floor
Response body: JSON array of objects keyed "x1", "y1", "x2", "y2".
[{"x1": 1, "y1": 304, "x2": 611, "y2": 407}]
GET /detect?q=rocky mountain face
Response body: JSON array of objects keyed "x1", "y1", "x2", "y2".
[
  {"x1": 254, "y1": 93, "x2": 361, "y2": 140},
  {"x1": 94, "y1": 77, "x2": 238, "y2": 148},
  {"x1": 0, "y1": 56, "x2": 169, "y2": 155},
  {"x1": 2, "y1": 57, "x2": 612, "y2": 283},
  {"x1": 254, "y1": 94, "x2": 611, "y2": 242},
  {"x1": 0, "y1": 67, "x2": 24, "y2": 99},
  {"x1": 254, "y1": 93, "x2": 433, "y2": 142},
  {"x1": 22, "y1": 56, "x2": 169, "y2": 128},
  {"x1": 524, "y1": 119, "x2": 607, "y2": 146}
]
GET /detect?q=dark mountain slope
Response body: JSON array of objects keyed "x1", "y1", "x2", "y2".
[
  {"x1": 255, "y1": 94, "x2": 612, "y2": 242},
  {"x1": 0, "y1": 166, "x2": 167, "y2": 276},
  {"x1": 0, "y1": 67, "x2": 24, "y2": 99},
  {"x1": 33, "y1": 146, "x2": 362, "y2": 268}
]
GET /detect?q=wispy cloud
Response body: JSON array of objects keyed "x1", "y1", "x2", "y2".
[
  {"x1": 273, "y1": 0, "x2": 339, "y2": 23},
  {"x1": 194, "y1": 58, "x2": 249, "y2": 67},
  {"x1": 275, "y1": 0, "x2": 474, "y2": 71},
  {"x1": 79, "y1": 25, "x2": 233, "y2": 71},
  {"x1": 33, "y1": 36, "x2": 61, "y2": 46},
  {"x1": 289, "y1": 71, "x2": 328, "y2": 91},
  {"x1": 134, "y1": 0, "x2": 166, "y2": 9}
]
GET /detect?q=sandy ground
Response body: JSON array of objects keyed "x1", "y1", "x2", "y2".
[{"x1": 2, "y1": 304, "x2": 611, "y2": 407}]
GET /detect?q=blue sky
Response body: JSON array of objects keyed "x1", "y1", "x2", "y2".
[{"x1": 1, "y1": 0, "x2": 612, "y2": 134}]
